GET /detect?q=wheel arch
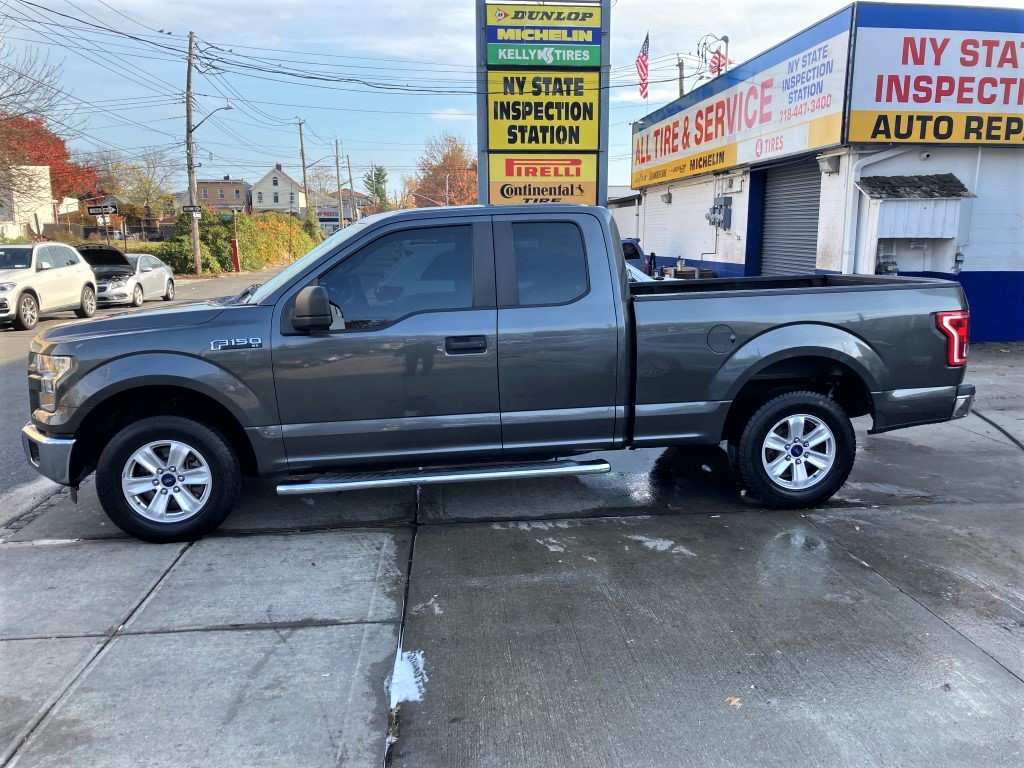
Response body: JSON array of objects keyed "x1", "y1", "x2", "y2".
[
  {"x1": 71, "y1": 383, "x2": 258, "y2": 486},
  {"x1": 716, "y1": 324, "x2": 881, "y2": 444}
]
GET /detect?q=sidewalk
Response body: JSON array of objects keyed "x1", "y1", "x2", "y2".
[{"x1": 0, "y1": 346, "x2": 1020, "y2": 767}]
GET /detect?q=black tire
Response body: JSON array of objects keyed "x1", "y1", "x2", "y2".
[
  {"x1": 13, "y1": 292, "x2": 38, "y2": 331},
  {"x1": 74, "y1": 285, "x2": 96, "y2": 318},
  {"x1": 130, "y1": 284, "x2": 144, "y2": 307},
  {"x1": 162, "y1": 279, "x2": 175, "y2": 301},
  {"x1": 96, "y1": 416, "x2": 241, "y2": 542},
  {"x1": 736, "y1": 390, "x2": 855, "y2": 509}
]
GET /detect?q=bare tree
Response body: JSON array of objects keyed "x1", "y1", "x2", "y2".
[
  {"x1": 80, "y1": 148, "x2": 176, "y2": 215},
  {"x1": 306, "y1": 165, "x2": 340, "y2": 205}
]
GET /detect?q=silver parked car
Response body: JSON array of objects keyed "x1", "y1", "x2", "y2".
[
  {"x1": 0, "y1": 242, "x2": 97, "y2": 330},
  {"x1": 77, "y1": 245, "x2": 175, "y2": 307}
]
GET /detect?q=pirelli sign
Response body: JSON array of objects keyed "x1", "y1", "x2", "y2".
[
  {"x1": 479, "y1": 1, "x2": 607, "y2": 207},
  {"x1": 489, "y1": 154, "x2": 597, "y2": 203}
]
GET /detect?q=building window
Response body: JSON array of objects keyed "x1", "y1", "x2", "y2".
[
  {"x1": 218, "y1": 189, "x2": 225, "y2": 199},
  {"x1": 257, "y1": 192, "x2": 263, "y2": 203},
  {"x1": 273, "y1": 192, "x2": 279, "y2": 203},
  {"x1": 201, "y1": 188, "x2": 208, "y2": 199},
  {"x1": 234, "y1": 189, "x2": 240, "y2": 199},
  {"x1": 289, "y1": 192, "x2": 295, "y2": 204},
  {"x1": 272, "y1": 177, "x2": 279, "y2": 187}
]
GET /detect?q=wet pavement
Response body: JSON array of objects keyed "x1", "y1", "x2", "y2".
[{"x1": 0, "y1": 344, "x2": 1021, "y2": 767}]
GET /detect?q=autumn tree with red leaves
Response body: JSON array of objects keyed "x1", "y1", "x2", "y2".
[{"x1": 0, "y1": 116, "x2": 99, "y2": 199}]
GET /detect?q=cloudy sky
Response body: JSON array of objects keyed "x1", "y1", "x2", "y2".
[{"x1": 3, "y1": 0, "x2": 1019, "y2": 193}]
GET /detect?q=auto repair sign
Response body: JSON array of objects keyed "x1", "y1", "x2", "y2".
[{"x1": 848, "y1": 4, "x2": 1024, "y2": 144}]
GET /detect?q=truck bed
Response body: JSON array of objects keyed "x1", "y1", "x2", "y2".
[{"x1": 629, "y1": 274, "x2": 954, "y2": 297}]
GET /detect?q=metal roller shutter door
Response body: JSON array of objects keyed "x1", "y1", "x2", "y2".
[{"x1": 760, "y1": 160, "x2": 822, "y2": 275}]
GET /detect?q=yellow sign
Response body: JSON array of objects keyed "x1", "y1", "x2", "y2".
[
  {"x1": 489, "y1": 153, "x2": 597, "y2": 204},
  {"x1": 487, "y1": 70, "x2": 600, "y2": 151},
  {"x1": 848, "y1": 111, "x2": 1024, "y2": 144},
  {"x1": 488, "y1": 4, "x2": 601, "y2": 27}
]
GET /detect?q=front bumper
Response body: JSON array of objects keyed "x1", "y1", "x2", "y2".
[
  {"x1": 952, "y1": 383, "x2": 975, "y2": 420},
  {"x1": 22, "y1": 423, "x2": 75, "y2": 485}
]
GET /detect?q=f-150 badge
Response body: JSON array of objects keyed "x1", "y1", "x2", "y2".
[{"x1": 210, "y1": 338, "x2": 263, "y2": 351}]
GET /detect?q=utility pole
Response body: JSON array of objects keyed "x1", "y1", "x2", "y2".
[
  {"x1": 677, "y1": 56, "x2": 686, "y2": 98},
  {"x1": 185, "y1": 31, "x2": 201, "y2": 275},
  {"x1": 346, "y1": 155, "x2": 357, "y2": 221},
  {"x1": 297, "y1": 119, "x2": 309, "y2": 220},
  {"x1": 335, "y1": 139, "x2": 344, "y2": 229}
]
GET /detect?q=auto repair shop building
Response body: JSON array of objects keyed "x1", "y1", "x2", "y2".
[{"x1": 623, "y1": 2, "x2": 1023, "y2": 341}]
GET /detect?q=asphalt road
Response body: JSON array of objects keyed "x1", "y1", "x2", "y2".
[{"x1": 0, "y1": 269, "x2": 279, "y2": 523}]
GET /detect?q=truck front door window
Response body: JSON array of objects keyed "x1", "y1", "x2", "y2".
[
  {"x1": 512, "y1": 222, "x2": 587, "y2": 306},
  {"x1": 318, "y1": 225, "x2": 474, "y2": 330}
]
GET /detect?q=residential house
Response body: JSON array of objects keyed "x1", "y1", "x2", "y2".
[
  {"x1": 251, "y1": 163, "x2": 306, "y2": 217},
  {"x1": 195, "y1": 175, "x2": 251, "y2": 213},
  {"x1": 0, "y1": 166, "x2": 54, "y2": 239}
]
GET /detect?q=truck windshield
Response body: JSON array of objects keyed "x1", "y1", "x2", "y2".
[
  {"x1": 0, "y1": 246, "x2": 32, "y2": 269},
  {"x1": 243, "y1": 218, "x2": 375, "y2": 304}
]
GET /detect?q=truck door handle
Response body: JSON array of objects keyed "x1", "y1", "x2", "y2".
[{"x1": 445, "y1": 335, "x2": 487, "y2": 354}]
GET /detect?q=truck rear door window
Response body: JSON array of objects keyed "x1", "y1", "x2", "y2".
[{"x1": 512, "y1": 221, "x2": 587, "y2": 306}]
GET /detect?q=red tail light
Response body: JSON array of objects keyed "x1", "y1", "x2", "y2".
[{"x1": 937, "y1": 310, "x2": 969, "y2": 366}]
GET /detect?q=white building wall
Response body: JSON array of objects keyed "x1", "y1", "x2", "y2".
[
  {"x1": 816, "y1": 150, "x2": 852, "y2": 273},
  {"x1": 609, "y1": 200, "x2": 640, "y2": 239},
  {"x1": 849, "y1": 146, "x2": 1023, "y2": 276},
  {"x1": 637, "y1": 172, "x2": 749, "y2": 275}
]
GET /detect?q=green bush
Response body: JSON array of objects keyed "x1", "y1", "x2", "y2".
[
  {"x1": 235, "y1": 212, "x2": 315, "y2": 270},
  {"x1": 156, "y1": 211, "x2": 232, "y2": 274}
]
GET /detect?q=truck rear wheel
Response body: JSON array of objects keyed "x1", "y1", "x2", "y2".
[
  {"x1": 96, "y1": 416, "x2": 241, "y2": 542},
  {"x1": 735, "y1": 391, "x2": 855, "y2": 508}
]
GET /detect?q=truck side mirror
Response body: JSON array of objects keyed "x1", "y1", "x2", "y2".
[{"x1": 291, "y1": 285, "x2": 333, "y2": 332}]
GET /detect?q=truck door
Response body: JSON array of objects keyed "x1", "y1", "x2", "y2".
[
  {"x1": 271, "y1": 219, "x2": 500, "y2": 470},
  {"x1": 494, "y1": 214, "x2": 621, "y2": 455}
]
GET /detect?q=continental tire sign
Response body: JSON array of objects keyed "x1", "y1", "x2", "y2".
[
  {"x1": 489, "y1": 154, "x2": 597, "y2": 203},
  {"x1": 479, "y1": 1, "x2": 607, "y2": 206}
]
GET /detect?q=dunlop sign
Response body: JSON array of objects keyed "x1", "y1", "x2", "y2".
[
  {"x1": 478, "y1": 1, "x2": 608, "y2": 207},
  {"x1": 486, "y1": 3, "x2": 601, "y2": 68},
  {"x1": 487, "y1": 70, "x2": 600, "y2": 150},
  {"x1": 489, "y1": 153, "x2": 597, "y2": 203}
]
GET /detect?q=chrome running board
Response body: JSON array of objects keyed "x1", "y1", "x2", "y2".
[{"x1": 276, "y1": 459, "x2": 611, "y2": 496}]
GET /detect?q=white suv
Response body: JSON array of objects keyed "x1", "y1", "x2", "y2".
[{"x1": 0, "y1": 242, "x2": 97, "y2": 330}]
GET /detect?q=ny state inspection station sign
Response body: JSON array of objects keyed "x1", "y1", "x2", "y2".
[{"x1": 479, "y1": 1, "x2": 607, "y2": 206}]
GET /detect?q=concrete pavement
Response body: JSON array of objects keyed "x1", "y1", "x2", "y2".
[{"x1": 0, "y1": 345, "x2": 1021, "y2": 767}]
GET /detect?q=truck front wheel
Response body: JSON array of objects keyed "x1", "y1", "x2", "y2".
[
  {"x1": 96, "y1": 416, "x2": 241, "y2": 542},
  {"x1": 734, "y1": 391, "x2": 855, "y2": 509}
]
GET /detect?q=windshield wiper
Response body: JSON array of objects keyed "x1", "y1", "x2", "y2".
[{"x1": 231, "y1": 283, "x2": 261, "y2": 304}]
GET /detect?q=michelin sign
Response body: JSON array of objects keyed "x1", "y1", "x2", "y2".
[{"x1": 478, "y1": 1, "x2": 609, "y2": 205}]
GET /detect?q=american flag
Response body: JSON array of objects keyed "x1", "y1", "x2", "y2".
[
  {"x1": 636, "y1": 33, "x2": 650, "y2": 99},
  {"x1": 709, "y1": 48, "x2": 732, "y2": 77}
]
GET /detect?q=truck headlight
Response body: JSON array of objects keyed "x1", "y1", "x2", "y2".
[
  {"x1": 30, "y1": 354, "x2": 75, "y2": 412},
  {"x1": 0, "y1": 282, "x2": 15, "y2": 292}
]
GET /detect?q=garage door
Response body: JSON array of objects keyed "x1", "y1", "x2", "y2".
[{"x1": 760, "y1": 160, "x2": 822, "y2": 275}]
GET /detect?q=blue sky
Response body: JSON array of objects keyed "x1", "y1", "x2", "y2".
[{"x1": 2, "y1": 0, "x2": 1018, "y2": 195}]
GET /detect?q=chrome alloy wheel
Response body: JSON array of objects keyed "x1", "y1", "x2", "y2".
[
  {"x1": 121, "y1": 439, "x2": 213, "y2": 522},
  {"x1": 19, "y1": 295, "x2": 38, "y2": 326},
  {"x1": 83, "y1": 288, "x2": 96, "y2": 314},
  {"x1": 760, "y1": 413, "x2": 836, "y2": 490}
]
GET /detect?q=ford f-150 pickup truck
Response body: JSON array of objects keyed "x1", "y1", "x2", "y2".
[{"x1": 22, "y1": 205, "x2": 975, "y2": 542}]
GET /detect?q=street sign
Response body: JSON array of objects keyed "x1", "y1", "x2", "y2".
[
  {"x1": 87, "y1": 205, "x2": 118, "y2": 215},
  {"x1": 192, "y1": 212, "x2": 202, "y2": 219},
  {"x1": 182, "y1": 205, "x2": 202, "y2": 213}
]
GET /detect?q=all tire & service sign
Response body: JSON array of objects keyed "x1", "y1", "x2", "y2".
[
  {"x1": 478, "y1": 2, "x2": 608, "y2": 205},
  {"x1": 631, "y1": 8, "x2": 850, "y2": 188},
  {"x1": 848, "y1": 4, "x2": 1024, "y2": 145}
]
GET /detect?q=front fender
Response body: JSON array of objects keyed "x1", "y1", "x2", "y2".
[
  {"x1": 713, "y1": 324, "x2": 885, "y2": 403},
  {"x1": 36, "y1": 352, "x2": 267, "y2": 432}
]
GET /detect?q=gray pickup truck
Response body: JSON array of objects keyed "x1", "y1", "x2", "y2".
[{"x1": 22, "y1": 205, "x2": 975, "y2": 541}]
